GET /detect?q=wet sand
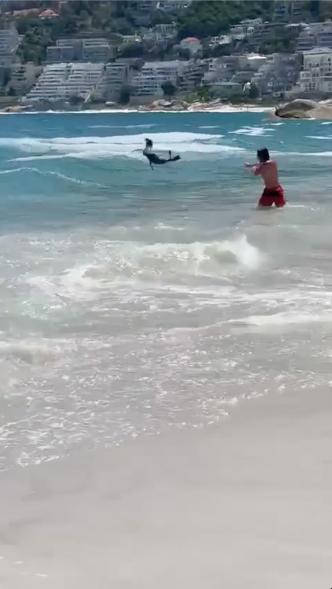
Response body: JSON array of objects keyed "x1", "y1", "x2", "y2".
[{"x1": 1, "y1": 386, "x2": 331, "y2": 589}]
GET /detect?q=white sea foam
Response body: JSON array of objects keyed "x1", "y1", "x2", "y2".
[
  {"x1": 24, "y1": 235, "x2": 262, "y2": 305},
  {"x1": 0, "y1": 167, "x2": 105, "y2": 186},
  {"x1": 89, "y1": 124, "x2": 156, "y2": 129},
  {"x1": 230, "y1": 310, "x2": 332, "y2": 329},
  {"x1": 5, "y1": 132, "x2": 244, "y2": 161},
  {"x1": 0, "y1": 340, "x2": 72, "y2": 365},
  {"x1": 276, "y1": 150, "x2": 332, "y2": 157},
  {"x1": 306, "y1": 135, "x2": 332, "y2": 140},
  {"x1": 230, "y1": 126, "x2": 275, "y2": 136}
]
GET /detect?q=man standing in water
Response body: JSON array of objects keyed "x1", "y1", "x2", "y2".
[{"x1": 245, "y1": 147, "x2": 286, "y2": 208}]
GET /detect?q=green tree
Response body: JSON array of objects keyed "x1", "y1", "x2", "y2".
[
  {"x1": 197, "y1": 85, "x2": 213, "y2": 102},
  {"x1": 161, "y1": 80, "x2": 177, "y2": 98},
  {"x1": 119, "y1": 43, "x2": 144, "y2": 58},
  {"x1": 119, "y1": 84, "x2": 131, "y2": 105},
  {"x1": 177, "y1": 1, "x2": 273, "y2": 39},
  {"x1": 69, "y1": 95, "x2": 83, "y2": 107},
  {"x1": 248, "y1": 82, "x2": 259, "y2": 100}
]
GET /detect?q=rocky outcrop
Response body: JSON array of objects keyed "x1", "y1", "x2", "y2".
[{"x1": 275, "y1": 98, "x2": 332, "y2": 119}]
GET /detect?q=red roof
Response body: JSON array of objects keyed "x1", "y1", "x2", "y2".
[
  {"x1": 182, "y1": 37, "x2": 200, "y2": 43},
  {"x1": 39, "y1": 9, "x2": 59, "y2": 18}
]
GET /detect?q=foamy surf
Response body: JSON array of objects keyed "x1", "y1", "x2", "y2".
[
  {"x1": 0, "y1": 110, "x2": 331, "y2": 476},
  {"x1": 4, "y1": 131, "x2": 245, "y2": 161},
  {"x1": 230, "y1": 125, "x2": 275, "y2": 136}
]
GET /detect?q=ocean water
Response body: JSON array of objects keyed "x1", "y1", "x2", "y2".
[{"x1": 0, "y1": 111, "x2": 331, "y2": 471}]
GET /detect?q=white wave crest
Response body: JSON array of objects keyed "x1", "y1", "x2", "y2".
[
  {"x1": 230, "y1": 310, "x2": 332, "y2": 330},
  {"x1": 276, "y1": 151, "x2": 332, "y2": 157},
  {"x1": 26, "y1": 235, "x2": 262, "y2": 302},
  {"x1": 89, "y1": 124, "x2": 156, "y2": 129},
  {"x1": 306, "y1": 135, "x2": 332, "y2": 140},
  {"x1": 0, "y1": 340, "x2": 73, "y2": 365},
  {"x1": 230, "y1": 126, "x2": 275, "y2": 137},
  {"x1": 2, "y1": 132, "x2": 244, "y2": 161}
]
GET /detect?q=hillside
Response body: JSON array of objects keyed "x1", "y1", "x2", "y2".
[{"x1": 1, "y1": 0, "x2": 331, "y2": 64}]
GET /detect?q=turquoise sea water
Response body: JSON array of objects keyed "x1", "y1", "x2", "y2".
[{"x1": 0, "y1": 111, "x2": 332, "y2": 470}]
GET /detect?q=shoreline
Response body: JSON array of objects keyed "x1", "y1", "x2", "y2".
[
  {"x1": 0, "y1": 104, "x2": 274, "y2": 115},
  {"x1": 0, "y1": 386, "x2": 331, "y2": 588}
]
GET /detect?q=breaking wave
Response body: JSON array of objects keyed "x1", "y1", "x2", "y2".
[{"x1": 0, "y1": 132, "x2": 245, "y2": 161}]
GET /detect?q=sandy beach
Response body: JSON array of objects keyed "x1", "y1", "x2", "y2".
[{"x1": 0, "y1": 386, "x2": 331, "y2": 589}]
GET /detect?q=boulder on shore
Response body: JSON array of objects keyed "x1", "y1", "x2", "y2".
[
  {"x1": 275, "y1": 98, "x2": 332, "y2": 119},
  {"x1": 148, "y1": 99, "x2": 189, "y2": 111}
]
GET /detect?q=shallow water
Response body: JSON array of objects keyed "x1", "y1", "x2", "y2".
[{"x1": 0, "y1": 111, "x2": 331, "y2": 470}]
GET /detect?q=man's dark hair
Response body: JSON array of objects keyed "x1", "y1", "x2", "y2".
[
  {"x1": 145, "y1": 138, "x2": 153, "y2": 148},
  {"x1": 257, "y1": 147, "x2": 270, "y2": 162}
]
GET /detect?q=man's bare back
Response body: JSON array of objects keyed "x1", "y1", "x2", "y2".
[
  {"x1": 245, "y1": 147, "x2": 286, "y2": 208},
  {"x1": 253, "y1": 159, "x2": 279, "y2": 189}
]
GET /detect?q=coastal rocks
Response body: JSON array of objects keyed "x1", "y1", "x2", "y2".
[
  {"x1": 2, "y1": 105, "x2": 30, "y2": 113},
  {"x1": 275, "y1": 98, "x2": 332, "y2": 120},
  {"x1": 138, "y1": 99, "x2": 190, "y2": 111},
  {"x1": 139, "y1": 98, "x2": 225, "y2": 112}
]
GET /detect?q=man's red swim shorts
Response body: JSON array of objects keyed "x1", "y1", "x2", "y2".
[{"x1": 258, "y1": 185, "x2": 286, "y2": 208}]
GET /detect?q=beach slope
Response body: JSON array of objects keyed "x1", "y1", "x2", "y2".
[{"x1": 0, "y1": 387, "x2": 331, "y2": 589}]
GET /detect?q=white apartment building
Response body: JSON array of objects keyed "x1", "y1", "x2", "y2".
[
  {"x1": 297, "y1": 21, "x2": 332, "y2": 52},
  {"x1": 47, "y1": 38, "x2": 111, "y2": 63},
  {"x1": 8, "y1": 63, "x2": 42, "y2": 95},
  {"x1": 141, "y1": 23, "x2": 177, "y2": 44},
  {"x1": 299, "y1": 47, "x2": 332, "y2": 93},
  {"x1": 96, "y1": 61, "x2": 131, "y2": 101},
  {"x1": 26, "y1": 64, "x2": 69, "y2": 100},
  {"x1": 26, "y1": 63, "x2": 104, "y2": 102},
  {"x1": 62, "y1": 63, "x2": 105, "y2": 99},
  {"x1": 0, "y1": 24, "x2": 19, "y2": 65},
  {"x1": 203, "y1": 55, "x2": 265, "y2": 85},
  {"x1": 230, "y1": 18, "x2": 262, "y2": 41},
  {"x1": 104, "y1": 61, "x2": 130, "y2": 86},
  {"x1": 131, "y1": 60, "x2": 186, "y2": 98}
]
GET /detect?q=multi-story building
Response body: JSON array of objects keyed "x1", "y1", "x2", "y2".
[
  {"x1": 274, "y1": 1, "x2": 307, "y2": 22},
  {"x1": 290, "y1": 1, "x2": 308, "y2": 22},
  {"x1": 0, "y1": 24, "x2": 19, "y2": 65},
  {"x1": 47, "y1": 38, "x2": 112, "y2": 63},
  {"x1": 296, "y1": 22, "x2": 332, "y2": 52},
  {"x1": 127, "y1": 1, "x2": 158, "y2": 26},
  {"x1": 210, "y1": 81, "x2": 243, "y2": 99},
  {"x1": 141, "y1": 23, "x2": 177, "y2": 45},
  {"x1": 81, "y1": 39, "x2": 113, "y2": 62},
  {"x1": 273, "y1": 1, "x2": 290, "y2": 21},
  {"x1": 250, "y1": 22, "x2": 287, "y2": 50},
  {"x1": 178, "y1": 60, "x2": 207, "y2": 92},
  {"x1": 157, "y1": 0, "x2": 192, "y2": 10},
  {"x1": 131, "y1": 60, "x2": 186, "y2": 101},
  {"x1": 8, "y1": 63, "x2": 42, "y2": 95},
  {"x1": 203, "y1": 52, "x2": 300, "y2": 98},
  {"x1": 25, "y1": 63, "x2": 69, "y2": 101},
  {"x1": 208, "y1": 35, "x2": 232, "y2": 50},
  {"x1": 61, "y1": 63, "x2": 105, "y2": 100},
  {"x1": 251, "y1": 53, "x2": 301, "y2": 96},
  {"x1": 299, "y1": 47, "x2": 332, "y2": 94},
  {"x1": 25, "y1": 62, "x2": 104, "y2": 102},
  {"x1": 102, "y1": 61, "x2": 132, "y2": 101},
  {"x1": 203, "y1": 54, "x2": 265, "y2": 86}
]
